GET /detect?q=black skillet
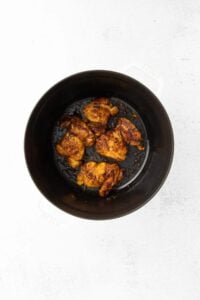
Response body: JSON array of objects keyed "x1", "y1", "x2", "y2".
[{"x1": 24, "y1": 70, "x2": 174, "y2": 220}]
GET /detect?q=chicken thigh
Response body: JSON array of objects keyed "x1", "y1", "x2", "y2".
[
  {"x1": 77, "y1": 161, "x2": 123, "y2": 197},
  {"x1": 116, "y1": 117, "x2": 144, "y2": 150},
  {"x1": 59, "y1": 116, "x2": 95, "y2": 146},
  {"x1": 83, "y1": 97, "x2": 119, "y2": 126},
  {"x1": 56, "y1": 133, "x2": 84, "y2": 168},
  {"x1": 96, "y1": 129, "x2": 127, "y2": 161}
]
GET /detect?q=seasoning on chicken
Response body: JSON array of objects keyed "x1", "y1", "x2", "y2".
[
  {"x1": 77, "y1": 162, "x2": 105, "y2": 188},
  {"x1": 99, "y1": 163, "x2": 123, "y2": 197},
  {"x1": 83, "y1": 97, "x2": 119, "y2": 125},
  {"x1": 77, "y1": 161, "x2": 123, "y2": 197},
  {"x1": 116, "y1": 117, "x2": 144, "y2": 150},
  {"x1": 96, "y1": 129, "x2": 127, "y2": 161},
  {"x1": 87, "y1": 122, "x2": 106, "y2": 137},
  {"x1": 56, "y1": 133, "x2": 84, "y2": 168},
  {"x1": 59, "y1": 116, "x2": 95, "y2": 146}
]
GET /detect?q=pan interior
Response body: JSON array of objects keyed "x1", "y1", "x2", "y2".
[{"x1": 52, "y1": 97, "x2": 149, "y2": 195}]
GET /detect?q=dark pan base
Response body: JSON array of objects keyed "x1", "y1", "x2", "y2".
[{"x1": 24, "y1": 70, "x2": 174, "y2": 220}]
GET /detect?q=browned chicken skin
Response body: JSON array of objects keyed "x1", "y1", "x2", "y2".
[
  {"x1": 59, "y1": 116, "x2": 95, "y2": 146},
  {"x1": 96, "y1": 129, "x2": 127, "y2": 161},
  {"x1": 116, "y1": 117, "x2": 144, "y2": 150},
  {"x1": 99, "y1": 163, "x2": 123, "y2": 197},
  {"x1": 87, "y1": 122, "x2": 106, "y2": 137},
  {"x1": 56, "y1": 133, "x2": 84, "y2": 168},
  {"x1": 77, "y1": 161, "x2": 123, "y2": 197},
  {"x1": 56, "y1": 98, "x2": 144, "y2": 198},
  {"x1": 83, "y1": 97, "x2": 119, "y2": 126}
]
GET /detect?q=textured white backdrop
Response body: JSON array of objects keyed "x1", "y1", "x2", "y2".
[{"x1": 0, "y1": 1, "x2": 200, "y2": 299}]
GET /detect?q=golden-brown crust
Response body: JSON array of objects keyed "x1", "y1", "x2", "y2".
[
  {"x1": 83, "y1": 97, "x2": 119, "y2": 125},
  {"x1": 56, "y1": 133, "x2": 84, "y2": 168},
  {"x1": 77, "y1": 161, "x2": 106, "y2": 188},
  {"x1": 87, "y1": 122, "x2": 106, "y2": 137},
  {"x1": 77, "y1": 161, "x2": 123, "y2": 196},
  {"x1": 99, "y1": 163, "x2": 123, "y2": 197},
  {"x1": 59, "y1": 116, "x2": 95, "y2": 147},
  {"x1": 96, "y1": 129, "x2": 127, "y2": 161},
  {"x1": 116, "y1": 117, "x2": 144, "y2": 150}
]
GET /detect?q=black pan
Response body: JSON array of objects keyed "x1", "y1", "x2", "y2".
[{"x1": 24, "y1": 70, "x2": 174, "y2": 220}]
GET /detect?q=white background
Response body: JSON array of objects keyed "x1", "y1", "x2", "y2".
[{"x1": 1, "y1": 1, "x2": 200, "y2": 299}]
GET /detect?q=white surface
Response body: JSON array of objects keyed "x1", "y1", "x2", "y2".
[{"x1": 1, "y1": 1, "x2": 200, "y2": 299}]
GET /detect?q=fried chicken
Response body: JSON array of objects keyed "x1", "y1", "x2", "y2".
[
  {"x1": 56, "y1": 133, "x2": 84, "y2": 168},
  {"x1": 116, "y1": 117, "x2": 144, "y2": 150},
  {"x1": 77, "y1": 161, "x2": 123, "y2": 197},
  {"x1": 77, "y1": 161, "x2": 105, "y2": 188},
  {"x1": 87, "y1": 122, "x2": 106, "y2": 137},
  {"x1": 96, "y1": 129, "x2": 127, "y2": 161},
  {"x1": 59, "y1": 116, "x2": 95, "y2": 146},
  {"x1": 99, "y1": 163, "x2": 123, "y2": 197},
  {"x1": 83, "y1": 97, "x2": 119, "y2": 125}
]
